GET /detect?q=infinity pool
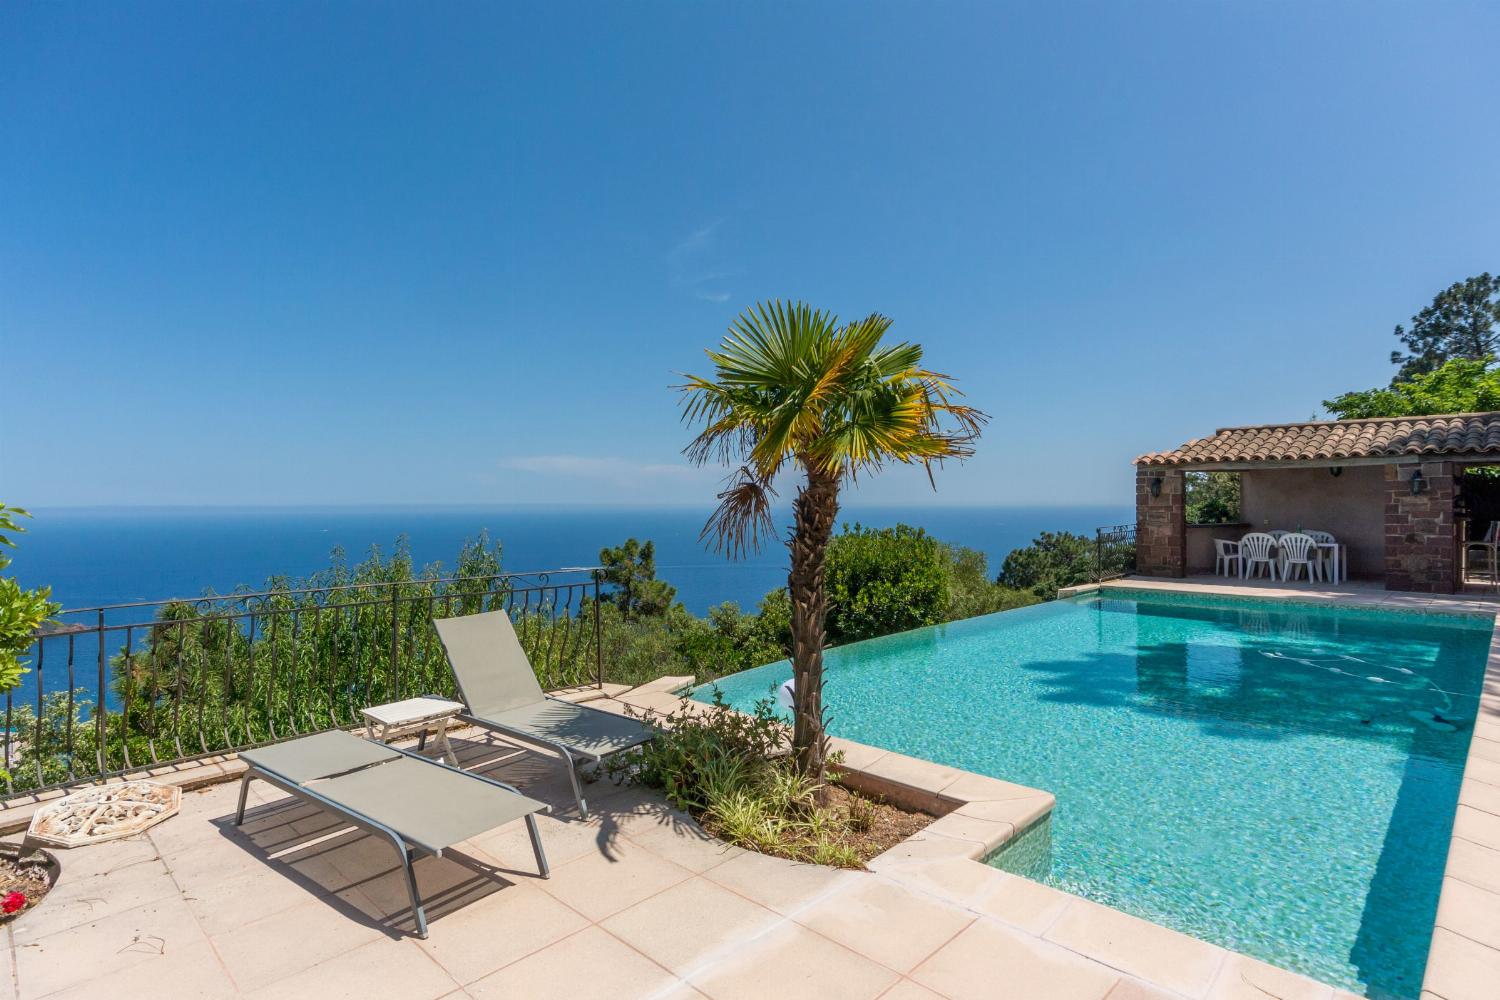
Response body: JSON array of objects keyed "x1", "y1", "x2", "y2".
[{"x1": 694, "y1": 590, "x2": 1492, "y2": 999}]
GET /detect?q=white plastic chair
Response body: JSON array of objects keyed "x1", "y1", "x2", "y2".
[
  {"x1": 1278, "y1": 532, "x2": 1321, "y2": 583},
  {"x1": 1240, "y1": 533, "x2": 1278, "y2": 580},
  {"x1": 1305, "y1": 530, "x2": 1337, "y2": 582},
  {"x1": 1213, "y1": 539, "x2": 1243, "y2": 577}
]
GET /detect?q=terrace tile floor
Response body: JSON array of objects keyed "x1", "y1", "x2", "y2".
[{"x1": 0, "y1": 728, "x2": 1360, "y2": 1000}]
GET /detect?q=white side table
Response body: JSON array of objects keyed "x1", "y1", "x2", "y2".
[{"x1": 361, "y1": 696, "x2": 466, "y2": 766}]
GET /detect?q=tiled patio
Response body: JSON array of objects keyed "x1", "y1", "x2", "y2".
[
  {"x1": 11, "y1": 580, "x2": 1492, "y2": 1000},
  {"x1": 0, "y1": 719, "x2": 1359, "y2": 1000}
]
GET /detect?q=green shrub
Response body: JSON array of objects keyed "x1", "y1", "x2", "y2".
[
  {"x1": 608, "y1": 692, "x2": 864, "y2": 867},
  {"x1": 824, "y1": 524, "x2": 951, "y2": 643},
  {"x1": 997, "y1": 530, "x2": 1095, "y2": 598},
  {"x1": 945, "y1": 544, "x2": 1041, "y2": 619}
]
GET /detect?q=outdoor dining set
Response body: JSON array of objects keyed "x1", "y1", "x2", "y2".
[{"x1": 1212, "y1": 529, "x2": 1347, "y2": 584}]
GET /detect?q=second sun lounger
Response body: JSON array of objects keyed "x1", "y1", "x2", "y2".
[
  {"x1": 433, "y1": 609, "x2": 655, "y2": 817},
  {"x1": 234, "y1": 729, "x2": 550, "y2": 937}
]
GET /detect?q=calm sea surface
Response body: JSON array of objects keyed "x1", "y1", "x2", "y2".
[{"x1": 18, "y1": 504, "x2": 1130, "y2": 614}]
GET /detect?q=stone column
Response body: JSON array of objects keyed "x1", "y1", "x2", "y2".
[
  {"x1": 1135, "y1": 467, "x2": 1186, "y2": 578},
  {"x1": 1383, "y1": 460, "x2": 1456, "y2": 593}
]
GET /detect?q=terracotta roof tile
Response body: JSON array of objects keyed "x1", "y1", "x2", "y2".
[{"x1": 1134, "y1": 412, "x2": 1500, "y2": 467}]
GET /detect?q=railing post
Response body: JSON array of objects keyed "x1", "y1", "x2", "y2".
[
  {"x1": 593, "y1": 570, "x2": 603, "y2": 690},
  {"x1": 95, "y1": 609, "x2": 107, "y2": 775},
  {"x1": 389, "y1": 586, "x2": 400, "y2": 702}
]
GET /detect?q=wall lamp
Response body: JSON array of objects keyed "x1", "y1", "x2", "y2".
[
  {"x1": 1329, "y1": 466, "x2": 1343, "y2": 478},
  {"x1": 1149, "y1": 476, "x2": 1163, "y2": 498},
  {"x1": 1410, "y1": 469, "x2": 1426, "y2": 496}
]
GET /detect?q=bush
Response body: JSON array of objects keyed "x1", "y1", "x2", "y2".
[
  {"x1": 997, "y1": 531, "x2": 1095, "y2": 598},
  {"x1": 824, "y1": 524, "x2": 951, "y2": 644},
  {"x1": 945, "y1": 544, "x2": 1041, "y2": 619}
]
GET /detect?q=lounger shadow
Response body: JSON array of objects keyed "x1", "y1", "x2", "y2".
[{"x1": 235, "y1": 729, "x2": 550, "y2": 937}]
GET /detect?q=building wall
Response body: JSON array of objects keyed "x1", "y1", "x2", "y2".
[
  {"x1": 1135, "y1": 468, "x2": 1185, "y2": 577},
  {"x1": 1186, "y1": 522, "x2": 1250, "y2": 574},
  {"x1": 1239, "y1": 464, "x2": 1386, "y2": 579},
  {"x1": 1384, "y1": 460, "x2": 1457, "y2": 593}
]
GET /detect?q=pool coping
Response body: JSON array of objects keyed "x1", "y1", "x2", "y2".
[
  {"x1": 1073, "y1": 577, "x2": 1500, "y2": 1000},
  {"x1": 615, "y1": 675, "x2": 1361, "y2": 999}
]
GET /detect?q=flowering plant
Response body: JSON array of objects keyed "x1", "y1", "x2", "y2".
[{"x1": 2, "y1": 891, "x2": 26, "y2": 915}]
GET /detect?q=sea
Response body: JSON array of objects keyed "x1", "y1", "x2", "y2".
[{"x1": 16, "y1": 504, "x2": 1131, "y2": 615}]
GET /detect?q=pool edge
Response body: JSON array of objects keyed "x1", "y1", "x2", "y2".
[
  {"x1": 1422, "y1": 612, "x2": 1500, "y2": 1000},
  {"x1": 607, "y1": 673, "x2": 1360, "y2": 1000}
]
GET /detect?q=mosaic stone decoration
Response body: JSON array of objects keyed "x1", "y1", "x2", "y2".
[{"x1": 27, "y1": 781, "x2": 181, "y2": 848}]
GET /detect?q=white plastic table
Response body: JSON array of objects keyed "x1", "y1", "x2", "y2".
[
  {"x1": 361, "y1": 696, "x2": 465, "y2": 766},
  {"x1": 1316, "y1": 542, "x2": 1346, "y2": 584}
]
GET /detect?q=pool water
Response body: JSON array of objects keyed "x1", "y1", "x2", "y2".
[{"x1": 694, "y1": 591, "x2": 1492, "y2": 999}]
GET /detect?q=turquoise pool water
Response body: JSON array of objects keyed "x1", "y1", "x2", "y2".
[{"x1": 693, "y1": 590, "x2": 1492, "y2": 999}]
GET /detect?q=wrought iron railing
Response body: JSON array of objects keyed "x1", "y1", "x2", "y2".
[
  {"x1": 5, "y1": 568, "x2": 605, "y2": 800},
  {"x1": 1093, "y1": 524, "x2": 1136, "y2": 581}
]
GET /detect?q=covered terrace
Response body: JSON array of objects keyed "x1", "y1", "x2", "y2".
[{"x1": 1133, "y1": 412, "x2": 1500, "y2": 594}]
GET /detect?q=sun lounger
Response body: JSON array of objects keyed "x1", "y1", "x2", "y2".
[
  {"x1": 433, "y1": 610, "x2": 655, "y2": 817},
  {"x1": 234, "y1": 729, "x2": 549, "y2": 937}
]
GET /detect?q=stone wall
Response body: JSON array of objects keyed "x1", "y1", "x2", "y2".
[
  {"x1": 1384, "y1": 460, "x2": 1457, "y2": 593},
  {"x1": 1135, "y1": 468, "x2": 1185, "y2": 577}
]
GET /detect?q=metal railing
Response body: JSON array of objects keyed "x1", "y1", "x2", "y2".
[
  {"x1": 1093, "y1": 524, "x2": 1136, "y2": 582},
  {"x1": 6, "y1": 567, "x2": 605, "y2": 800}
]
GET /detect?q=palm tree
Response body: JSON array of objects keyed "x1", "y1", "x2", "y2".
[{"x1": 679, "y1": 301, "x2": 985, "y2": 784}]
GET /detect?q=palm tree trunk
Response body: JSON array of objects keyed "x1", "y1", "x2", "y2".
[{"x1": 787, "y1": 467, "x2": 839, "y2": 786}]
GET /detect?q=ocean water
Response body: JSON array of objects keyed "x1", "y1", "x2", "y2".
[
  {"x1": 15, "y1": 504, "x2": 1129, "y2": 614},
  {"x1": 695, "y1": 589, "x2": 1492, "y2": 999}
]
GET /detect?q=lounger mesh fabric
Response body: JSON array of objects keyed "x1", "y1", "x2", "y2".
[
  {"x1": 307, "y1": 756, "x2": 546, "y2": 855},
  {"x1": 240, "y1": 728, "x2": 401, "y2": 784},
  {"x1": 235, "y1": 729, "x2": 551, "y2": 938},
  {"x1": 433, "y1": 609, "x2": 655, "y2": 815},
  {"x1": 433, "y1": 610, "x2": 652, "y2": 758},
  {"x1": 484, "y1": 700, "x2": 655, "y2": 760},
  {"x1": 432, "y1": 610, "x2": 548, "y2": 717}
]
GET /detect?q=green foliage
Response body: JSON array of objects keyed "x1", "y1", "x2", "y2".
[
  {"x1": 1324, "y1": 356, "x2": 1500, "y2": 419},
  {"x1": 825, "y1": 524, "x2": 950, "y2": 643},
  {"x1": 1185, "y1": 472, "x2": 1241, "y2": 524},
  {"x1": 820, "y1": 524, "x2": 1039, "y2": 644},
  {"x1": 599, "y1": 538, "x2": 678, "y2": 619},
  {"x1": 673, "y1": 600, "x2": 789, "y2": 681},
  {"x1": 7, "y1": 692, "x2": 101, "y2": 789},
  {"x1": 1389, "y1": 273, "x2": 1500, "y2": 381},
  {"x1": 612, "y1": 691, "x2": 786, "y2": 812},
  {"x1": 608, "y1": 693, "x2": 861, "y2": 867},
  {"x1": 944, "y1": 544, "x2": 1041, "y2": 619},
  {"x1": 997, "y1": 531, "x2": 1095, "y2": 598},
  {"x1": 0, "y1": 504, "x2": 61, "y2": 698},
  {"x1": 6, "y1": 522, "x2": 1044, "y2": 796}
]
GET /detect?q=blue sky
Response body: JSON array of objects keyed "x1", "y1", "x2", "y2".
[{"x1": 3, "y1": 2, "x2": 1496, "y2": 508}]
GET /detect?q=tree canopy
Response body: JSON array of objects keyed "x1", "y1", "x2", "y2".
[
  {"x1": 1185, "y1": 471, "x2": 1241, "y2": 524},
  {"x1": 1388, "y1": 273, "x2": 1500, "y2": 382},
  {"x1": 598, "y1": 538, "x2": 678, "y2": 619},
  {"x1": 997, "y1": 531, "x2": 1095, "y2": 598},
  {"x1": 1323, "y1": 356, "x2": 1500, "y2": 419}
]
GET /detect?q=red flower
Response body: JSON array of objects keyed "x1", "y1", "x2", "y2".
[{"x1": 1, "y1": 892, "x2": 25, "y2": 915}]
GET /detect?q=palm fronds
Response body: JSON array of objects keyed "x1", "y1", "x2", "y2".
[{"x1": 678, "y1": 299, "x2": 987, "y2": 551}]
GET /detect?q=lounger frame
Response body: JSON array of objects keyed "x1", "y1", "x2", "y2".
[
  {"x1": 234, "y1": 740, "x2": 549, "y2": 938},
  {"x1": 456, "y1": 696, "x2": 651, "y2": 818}
]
